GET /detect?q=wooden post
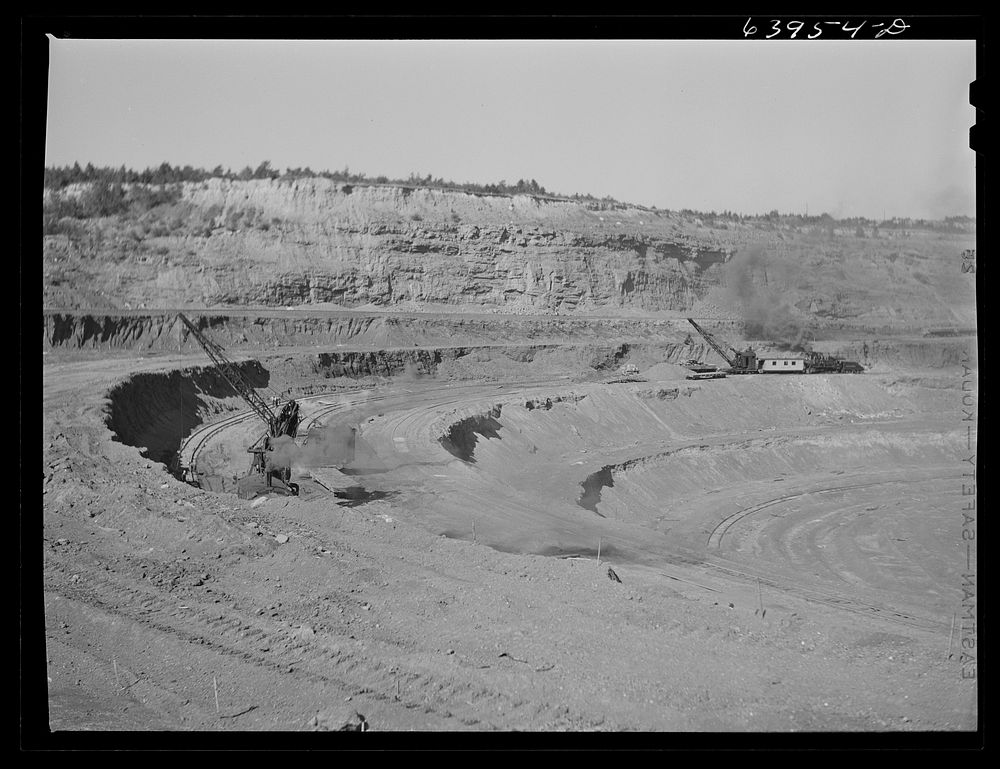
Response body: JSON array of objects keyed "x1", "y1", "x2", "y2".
[
  {"x1": 597, "y1": 537, "x2": 602, "y2": 568},
  {"x1": 113, "y1": 658, "x2": 120, "y2": 688},
  {"x1": 472, "y1": 520, "x2": 476, "y2": 544},
  {"x1": 213, "y1": 676, "x2": 220, "y2": 713}
]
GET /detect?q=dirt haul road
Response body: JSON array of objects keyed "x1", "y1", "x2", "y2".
[{"x1": 36, "y1": 343, "x2": 978, "y2": 736}]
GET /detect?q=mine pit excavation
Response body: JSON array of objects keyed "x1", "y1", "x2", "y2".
[
  {"x1": 166, "y1": 328, "x2": 958, "y2": 633},
  {"x1": 177, "y1": 313, "x2": 308, "y2": 499},
  {"x1": 46, "y1": 301, "x2": 976, "y2": 732},
  {"x1": 39, "y1": 148, "x2": 977, "y2": 731},
  {"x1": 173, "y1": 335, "x2": 565, "y2": 505}
]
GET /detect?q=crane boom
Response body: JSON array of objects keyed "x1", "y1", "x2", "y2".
[
  {"x1": 178, "y1": 313, "x2": 301, "y2": 497},
  {"x1": 686, "y1": 318, "x2": 735, "y2": 367},
  {"x1": 178, "y1": 313, "x2": 278, "y2": 432}
]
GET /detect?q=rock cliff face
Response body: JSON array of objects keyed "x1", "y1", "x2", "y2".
[
  {"x1": 43, "y1": 178, "x2": 734, "y2": 312},
  {"x1": 43, "y1": 178, "x2": 976, "y2": 332}
]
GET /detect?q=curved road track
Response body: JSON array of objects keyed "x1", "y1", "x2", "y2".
[
  {"x1": 181, "y1": 378, "x2": 956, "y2": 637},
  {"x1": 179, "y1": 379, "x2": 562, "y2": 482}
]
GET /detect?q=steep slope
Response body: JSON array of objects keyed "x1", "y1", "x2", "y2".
[{"x1": 43, "y1": 178, "x2": 976, "y2": 332}]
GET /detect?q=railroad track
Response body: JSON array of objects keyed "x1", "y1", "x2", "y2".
[
  {"x1": 178, "y1": 382, "x2": 428, "y2": 479},
  {"x1": 179, "y1": 378, "x2": 569, "y2": 481},
  {"x1": 175, "y1": 390, "x2": 345, "y2": 480},
  {"x1": 300, "y1": 379, "x2": 562, "y2": 435}
]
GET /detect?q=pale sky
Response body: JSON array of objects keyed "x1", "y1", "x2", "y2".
[{"x1": 45, "y1": 38, "x2": 976, "y2": 220}]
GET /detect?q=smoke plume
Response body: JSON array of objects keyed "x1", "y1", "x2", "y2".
[{"x1": 723, "y1": 245, "x2": 814, "y2": 351}]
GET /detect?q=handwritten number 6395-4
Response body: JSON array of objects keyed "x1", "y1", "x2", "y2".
[{"x1": 743, "y1": 18, "x2": 910, "y2": 39}]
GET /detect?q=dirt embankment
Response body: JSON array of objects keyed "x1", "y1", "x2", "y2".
[
  {"x1": 433, "y1": 374, "x2": 950, "y2": 481},
  {"x1": 61, "y1": 308, "x2": 976, "y2": 485},
  {"x1": 583, "y1": 430, "x2": 956, "y2": 522},
  {"x1": 97, "y1": 341, "x2": 644, "y2": 478},
  {"x1": 412, "y1": 375, "x2": 965, "y2": 610},
  {"x1": 832, "y1": 337, "x2": 976, "y2": 372},
  {"x1": 43, "y1": 178, "x2": 976, "y2": 329},
  {"x1": 38, "y1": 176, "x2": 978, "y2": 735},
  {"x1": 104, "y1": 361, "x2": 270, "y2": 468},
  {"x1": 43, "y1": 311, "x2": 975, "y2": 375},
  {"x1": 43, "y1": 311, "x2": 687, "y2": 352},
  {"x1": 41, "y1": 334, "x2": 979, "y2": 733}
]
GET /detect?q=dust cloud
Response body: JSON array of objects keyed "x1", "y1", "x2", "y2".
[
  {"x1": 397, "y1": 361, "x2": 428, "y2": 382},
  {"x1": 266, "y1": 424, "x2": 386, "y2": 474},
  {"x1": 265, "y1": 391, "x2": 386, "y2": 475},
  {"x1": 723, "y1": 245, "x2": 813, "y2": 351}
]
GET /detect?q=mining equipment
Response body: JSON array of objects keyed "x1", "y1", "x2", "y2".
[
  {"x1": 802, "y1": 351, "x2": 865, "y2": 374},
  {"x1": 686, "y1": 318, "x2": 760, "y2": 374},
  {"x1": 177, "y1": 313, "x2": 301, "y2": 497},
  {"x1": 683, "y1": 357, "x2": 719, "y2": 373},
  {"x1": 682, "y1": 356, "x2": 726, "y2": 380},
  {"x1": 757, "y1": 353, "x2": 864, "y2": 374},
  {"x1": 686, "y1": 370, "x2": 728, "y2": 381},
  {"x1": 759, "y1": 356, "x2": 807, "y2": 373},
  {"x1": 605, "y1": 362, "x2": 645, "y2": 383},
  {"x1": 686, "y1": 318, "x2": 864, "y2": 374}
]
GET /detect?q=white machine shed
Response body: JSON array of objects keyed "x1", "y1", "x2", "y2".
[{"x1": 760, "y1": 357, "x2": 805, "y2": 373}]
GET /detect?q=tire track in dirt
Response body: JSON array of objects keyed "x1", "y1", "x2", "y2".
[
  {"x1": 44, "y1": 548, "x2": 607, "y2": 731},
  {"x1": 697, "y1": 467, "x2": 957, "y2": 632},
  {"x1": 360, "y1": 398, "x2": 956, "y2": 637},
  {"x1": 706, "y1": 470, "x2": 953, "y2": 551},
  {"x1": 179, "y1": 379, "x2": 953, "y2": 651}
]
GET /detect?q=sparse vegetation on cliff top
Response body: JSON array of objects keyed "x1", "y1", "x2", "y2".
[{"x1": 44, "y1": 161, "x2": 975, "y2": 233}]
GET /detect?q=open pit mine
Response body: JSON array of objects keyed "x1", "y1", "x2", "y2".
[{"x1": 39, "y1": 178, "x2": 978, "y2": 734}]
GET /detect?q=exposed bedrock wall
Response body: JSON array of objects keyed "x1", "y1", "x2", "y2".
[
  {"x1": 831, "y1": 337, "x2": 978, "y2": 371},
  {"x1": 44, "y1": 312, "x2": 384, "y2": 351},
  {"x1": 42, "y1": 312, "x2": 975, "y2": 373},
  {"x1": 291, "y1": 344, "x2": 638, "y2": 382},
  {"x1": 44, "y1": 179, "x2": 976, "y2": 330},
  {"x1": 42, "y1": 311, "x2": 708, "y2": 353},
  {"x1": 103, "y1": 361, "x2": 269, "y2": 467},
  {"x1": 45, "y1": 179, "x2": 733, "y2": 312}
]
